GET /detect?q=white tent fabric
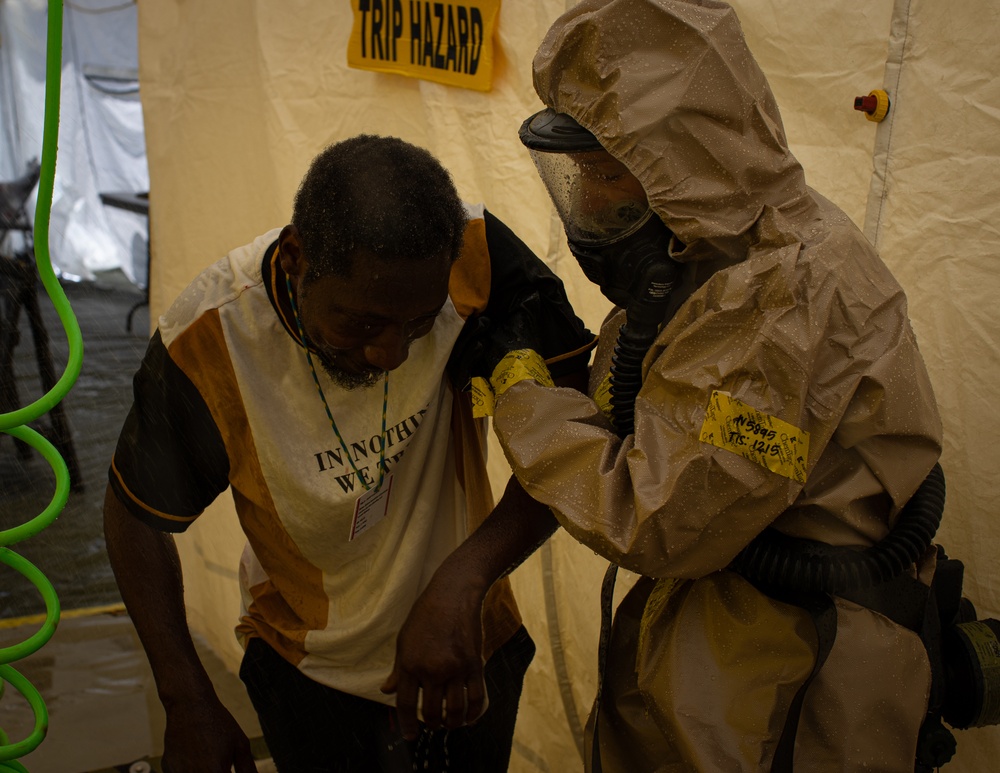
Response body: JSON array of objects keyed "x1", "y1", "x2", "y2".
[
  {"x1": 135, "y1": 0, "x2": 999, "y2": 769},
  {"x1": 0, "y1": 0, "x2": 148, "y2": 284}
]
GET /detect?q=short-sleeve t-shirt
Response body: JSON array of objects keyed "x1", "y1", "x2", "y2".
[{"x1": 109, "y1": 205, "x2": 593, "y2": 703}]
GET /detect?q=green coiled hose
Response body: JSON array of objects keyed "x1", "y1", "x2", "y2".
[{"x1": 0, "y1": 0, "x2": 81, "y2": 768}]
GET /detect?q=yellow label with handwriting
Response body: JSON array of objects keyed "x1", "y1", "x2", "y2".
[
  {"x1": 347, "y1": 0, "x2": 500, "y2": 92},
  {"x1": 699, "y1": 391, "x2": 809, "y2": 483}
]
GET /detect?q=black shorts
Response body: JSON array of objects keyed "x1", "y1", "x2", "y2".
[{"x1": 239, "y1": 627, "x2": 535, "y2": 773}]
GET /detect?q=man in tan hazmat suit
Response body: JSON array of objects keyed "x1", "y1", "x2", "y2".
[{"x1": 472, "y1": 0, "x2": 947, "y2": 770}]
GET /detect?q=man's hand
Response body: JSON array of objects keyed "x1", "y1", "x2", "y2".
[
  {"x1": 381, "y1": 574, "x2": 488, "y2": 741},
  {"x1": 381, "y1": 476, "x2": 559, "y2": 741},
  {"x1": 161, "y1": 697, "x2": 257, "y2": 773}
]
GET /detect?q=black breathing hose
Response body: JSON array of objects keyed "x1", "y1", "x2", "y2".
[
  {"x1": 603, "y1": 235, "x2": 680, "y2": 438},
  {"x1": 609, "y1": 322, "x2": 659, "y2": 437},
  {"x1": 731, "y1": 463, "x2": 946, "y2": 594}
]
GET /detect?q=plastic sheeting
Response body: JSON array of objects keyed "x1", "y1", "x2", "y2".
[
  {"x1": 136, "y1": 0, "x2": 999, "y2": 769},
  {"x1": 0, "y1": 0, "x2": 148, "y2": 283}
]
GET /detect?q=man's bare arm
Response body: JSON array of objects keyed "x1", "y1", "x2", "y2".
[{"x1": 103, "y1": 484, "x2": 256, "y2": 773}]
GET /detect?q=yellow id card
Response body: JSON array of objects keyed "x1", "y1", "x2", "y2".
[
  {"x1": 347, "y1": 0, "x2": 501, "y2": 92},
  {"x1": 699, "y1": 391, "x2": 809, "y2": 483}
]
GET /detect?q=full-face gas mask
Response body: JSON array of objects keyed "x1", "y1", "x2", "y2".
[
  {"x1": 519, "y1": 108, "x2": 679, "y2": 332},
  {"x1": 520, "y1": 108, "x2": 679, "y2": 435}
]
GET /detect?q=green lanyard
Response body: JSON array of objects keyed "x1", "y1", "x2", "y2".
[{"x1": 286, "y1": 276, "x2": 389, "y2": 492}]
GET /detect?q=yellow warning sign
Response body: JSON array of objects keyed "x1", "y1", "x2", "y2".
[{"x1": 347, "y1": 0, "x2": 501, "y2": 92}]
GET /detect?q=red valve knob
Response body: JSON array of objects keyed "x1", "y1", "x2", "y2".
[
  {"x1": 854, "y1": 89, "x2": 890, "y2": 123},
  {"x1": 854, "y1": 95, "x2": 879, "y2": 113}
]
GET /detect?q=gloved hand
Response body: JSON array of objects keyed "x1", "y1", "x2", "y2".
[
  {"x1": 450, "y1": 294, "x2": 554, "y2": 417},
  {"x1": 445, "y1": 218, "x2": 595, "y2": 403},
  {"x1": 448, "y1": 289, "x2": 550, "y2": 392}
]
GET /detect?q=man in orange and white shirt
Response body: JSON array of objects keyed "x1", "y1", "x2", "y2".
[{"x1": 104, "y1": 134, "x2": 593, "y2": 773}]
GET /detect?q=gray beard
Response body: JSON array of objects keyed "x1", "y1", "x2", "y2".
[
  {"x1": 318, "y1": 358, "x2": 382, "y2": 391},
  {"x1": 301, "y1": 328, "x2": 382, "y2": 390}
]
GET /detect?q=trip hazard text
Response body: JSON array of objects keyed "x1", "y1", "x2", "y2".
[{"x1": 357, "y1": 0, "x2": 485, "y2": 75}]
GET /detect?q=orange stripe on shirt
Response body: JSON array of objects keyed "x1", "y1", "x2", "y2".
[
  {"x1": 449, "y1": 217, "x2": 491, "y2": 319},
  {"x1": 168, "y1": 309, "x2": 329, "y2": 661}
]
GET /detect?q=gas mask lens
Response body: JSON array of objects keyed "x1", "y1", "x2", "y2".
[{"x1": 527, "y1": 147, "x2": 652, "y2": 246}]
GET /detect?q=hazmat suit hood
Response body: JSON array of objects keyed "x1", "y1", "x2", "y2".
[{"x1": 532, "y1": 0, "x2": 815, "y2": 264}]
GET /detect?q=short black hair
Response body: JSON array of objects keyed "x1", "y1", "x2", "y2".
[{"x1": 292, "y1": 135, "x2": 467, "y2": 279}]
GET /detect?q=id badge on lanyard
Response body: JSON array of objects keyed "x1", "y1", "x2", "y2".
[{"x1": 349, "y1": 473, "x2": 394, "y2": 541}]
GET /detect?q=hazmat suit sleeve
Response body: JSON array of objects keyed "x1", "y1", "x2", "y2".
[{"x1": 493, "y1": 209, "x2": 942, "y2": 580}]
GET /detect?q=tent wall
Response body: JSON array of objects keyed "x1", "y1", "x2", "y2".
[
  {"x1": 861, "y1": 5, "x2": 1000, "y2": 763},
  {"x1": 137, "y1": 0, "x2": 1000, "y2": 768},
  {"x1": 0, "y1": 0, "x2": 148, "y2": 283}
]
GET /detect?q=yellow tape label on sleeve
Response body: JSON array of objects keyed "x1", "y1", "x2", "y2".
[
  {"x1": 699, "y1": 391, "x2": 810, "y2": 483},
  {"x1": 490, "y1": 349, "x2": 554, "y2": 396},
  {"x1": 470, "y1": 376, "x2": 495, "y2": 419}
]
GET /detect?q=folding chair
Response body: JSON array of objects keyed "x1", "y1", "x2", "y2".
[{"x1": 0, "y1": 159, "x2": 83, "y2": 491}]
